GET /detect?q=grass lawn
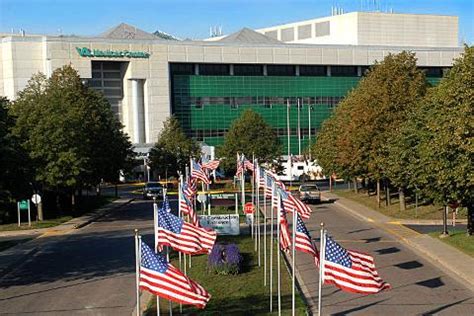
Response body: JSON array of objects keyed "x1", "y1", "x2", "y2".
[
  {"x1": 332, "y1": 190, "x2": 467, "y2": 220},
  {"x1": 145, "y1": 235, "x2": 307, "y2": 315},
  {"x1": 428, "y1": 230, "x2": 474, "y2": 257},
  {"x1": 0, "y1": 238, "x2": 34, "y2": 252},
  {"x1": 0, "y1": 216, "x2": 73, "y2": 232},
  {"x1": 0, "y1": 195, "x2": 116, "y2": 232}
]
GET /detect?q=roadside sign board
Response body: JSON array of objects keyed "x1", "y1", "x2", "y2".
[
  {"x1": 245, "y1": 214, "x2": 253, "y2": 225},
  {"x1": 197, "y1": 194, "x2": 207, "y2": 203},
  {"x1": 17, "y1": 199, "x2": 31, "y2": 227},
  {"x1": 199, "y1": 214, "x2": 240, "y2": 235},
  {"x1": 31, "y1": 194, "x2": 41, "y2": 205},
  {"x1": 19, "y1": 200, "x2": 29, "y2": 211},
  {"x1": 244, "y1": 202, "x2": 255, "y2": 214}
]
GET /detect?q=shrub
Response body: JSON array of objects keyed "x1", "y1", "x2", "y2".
[{"x1": 208, "y1": 243, "x2": 243, "y2": 275}]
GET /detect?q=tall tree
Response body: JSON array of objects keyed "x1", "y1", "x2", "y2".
[
  {"x1": 217, "y1": 109, "x2": 281, "y2": 173},
  {"x1": 0, "y1": 97, "x2": 32, "y2": 221},
  {"x1": 415, "y1": 46, "x2": 474, "y2": 235},
  {"x1": 10, "y1": 66, "x2": 134, "y2": 211},
  {"x1": 149, "y1": 116, "x2": 200, "y2": 178},
  {"x1": 360, "y1": 52, "x2": 427, "y2": 209}
]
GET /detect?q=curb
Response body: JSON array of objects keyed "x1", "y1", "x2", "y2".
[
  {"x1": 72, "y1": 198, "x2": 134, "y2": 229},
  {"x1": 0, "y1": 198, "x2": 134, "y2": 278},
  {"x1": 281, "y1": 250, "x2": 315, "y2": 315}
]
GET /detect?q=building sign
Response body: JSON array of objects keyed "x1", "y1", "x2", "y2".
[
  {"x1": 75, "y1": 47, "x2": 150, "y2": 59},
  {"x1": 199, "y1": 215, "x2": 240, "y2": 235}
]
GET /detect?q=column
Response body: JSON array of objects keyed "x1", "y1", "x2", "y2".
[{"x1": 130, "y1": 79, "x2": 145, "y2": 144}]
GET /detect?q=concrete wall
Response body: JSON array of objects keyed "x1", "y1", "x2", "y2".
[{"x1": 256, "y1": 12, "x2": 459, "y2": 48}]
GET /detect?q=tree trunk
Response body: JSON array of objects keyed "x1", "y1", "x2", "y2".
[
  {"x1": 56, "y1": 190, "x2": 62, "y2": 216},
  {"x1": 353, "y1": 178, "x2": 358, "y2": 193},
  {"x1": 347, "y1": 180, "x2": 351, "y2": 190},
  {"x1": 37, "y1": 202, "x2": 44, "y2": 221},
  {"x1": 329, "y1": 176, "x2": 333, "y2": 192},
  {"x1": 71, "y1": 191, "x2": 76, "y2": 214},
  {"x1": 399, "y1": 187, "x2": 406, "y2": 211},
  {"x1": 376, "y1": 179, "x2": 381, "y2": 208},
  {"x1": 467, "y1": 204, "x2": 473, "y2": 236},
  {"x1": 386, "y1": 184, "x2": 391, "y2": 206},
  {"x1": 115, "y1": 183, "x2": 118, "y2": 198}
]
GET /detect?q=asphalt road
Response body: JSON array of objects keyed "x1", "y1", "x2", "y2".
[
  {"x1": 1, "y1": 187, "x2": 473, "y2": 315},
  {"x1": 299, "y1": 200, "x2": 474, "y2": 315},
  {"x1": 0, "y1": 198, "x2": 156, "y2": 316}
]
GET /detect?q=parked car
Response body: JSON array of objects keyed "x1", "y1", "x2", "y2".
[
  {"x1": 143, "y1": 182, "x2": 163, "y2": 200},
  {"x1": 298, "y1": 183, "x2": 321, "y2": 203}
]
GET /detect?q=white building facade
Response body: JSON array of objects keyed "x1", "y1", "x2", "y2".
[{"x1": 0, "y1": 12, "x2": 463, "y2": 154}]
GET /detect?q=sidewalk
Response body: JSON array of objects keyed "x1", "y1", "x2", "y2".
[
  {"x1": 322, "y1": 192, "x2": 474, "y2": 292},
  {"x1": 0, "y1": 197, "x2": 134, "y2": 276}
]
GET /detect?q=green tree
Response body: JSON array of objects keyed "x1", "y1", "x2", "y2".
[
  {"x1": 149, "y1": 116, "x2": 200, "y2": 178},
  {"x1": 10, "y1": 65, "x2": 134, "y2": 212},
  {"x1": 415, "y1": 46, "x2": 473, "y2": 235},
  {"x1": 217, "y1": 109, "x2": 281, "y2": 173},
  {"x1": 0, "y1": 97, "x2": 33, "y2": 222},
  {"x1": 314, "y1": 52, "x2": 427, "y2": 209},
  {"x1": 364, "y1": 52, "x2": 427, "y2": 209}
]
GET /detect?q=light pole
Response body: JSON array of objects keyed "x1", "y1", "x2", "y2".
[
  {"x1": 286, "y1": 99, "x2": 291, "y2": 158},
  {"x1": 297, "y1": 98, "x2": 301, "y2": 156}
]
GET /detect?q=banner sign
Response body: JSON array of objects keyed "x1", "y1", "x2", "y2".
[
  {"x1": 76, "y1": 47, "x2": 150, "y2": 59},
  {"x1": 199, "y1": 215, "x2": 240, "y2": 235}
]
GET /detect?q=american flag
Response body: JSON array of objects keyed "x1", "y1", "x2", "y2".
[
  {"x1": 191, "y1": 159, "x2": 210, "y2": 184},
  {"x1": 183, "y1": 178, "x2": 197, "y2": 201},
  {"x1": 244, "y1": 159, "x2": 254, "y2": 172},
  {"x1": 236, "y1": 154, "x2": 245, "y2": 176},
  {"x1": 256, "y1": 166, "x2": 266, "y2": 189},
  {"x1": 139, "y1": 241, "x2": 211, "y2": 309},
  {"x1": 179, "y1": 182, "x2": 199, "y2": 226},
  {"x1": 295, "y1": 213, "x2": 317, "y2": 257},
  {"x1": 277, "y1": 187, "x2": 312, "y2": 219},
  {"x1": 264, "y1": 172, "x2": 274, "y2": 198},
  {"x1": 201, "y1": 159, "x2": 220, "y2": 171},
  {"x1": 322, "y1": 234, "x2": 391, "y2": 294},
  {"x1": 279, "y1": 200, "x2": 292, "y2": 252},
  {"x1": 156, "y1": 207, "x2": 216, "y2": 255},
  {"x1": 162, "y1": 195, "x2": 171, "y2": 213}
]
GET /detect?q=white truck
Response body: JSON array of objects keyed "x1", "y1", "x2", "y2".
[{"x1": 276, "y1": 159, "x2": 325, "y2": 182}]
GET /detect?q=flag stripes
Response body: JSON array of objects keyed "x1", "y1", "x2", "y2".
[
  {"x1": 322, "y1": 235, "x2": 391, "y2": 294},
  {"x1": 139, "y1": 241, "x2": 210, "y2": 309}
]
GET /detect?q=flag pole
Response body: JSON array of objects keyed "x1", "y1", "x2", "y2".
[
  {"x1": 297, "y1": 98, "x2": 301, "y2": 156},
  {"x1": 287, "y1": 99, "x2": 291, "y2": 158},
  {"x1": 178, "y1": 175, "x2": 183, "y2": 314},
  {"x1": 153, "y1": 198, "x2": 160, "y2": 316},
  {"x1": 277, "y1": 194, "x2": 281, "y2": 316},
  {"x1": 269, "y1": 181, "x2": 275, "y2": 312},
  {"x1": 163, "y1": 189, "x2": 172, "y2": 316},
  {"x1": 318, "y1": 222, "x2": 325, "y2": 316},
  {"x1": 256, "y1": 160, "x2": 261, "y2": 266},
  {"x1": 135, "y1": 229, "x2": 141, "y2": 316},
  {"x1": 292, "y1": 208, "x2": 296, "y2": 316},
  {"x1": 263, "y1": 172, "x2": 267, "y2": 286},
  {"x1": 253, "y1": 155, "x2": 257, "y2": 250}
]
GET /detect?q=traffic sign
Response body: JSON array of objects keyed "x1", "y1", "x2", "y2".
[
  {"x1": 244, "y1": 202, "x2": 255, "y2": 214},
  {"x1": 19, "y1": 200, "x2": 29, "y2": 211},
  {"x1": 31, "y1": 194, "x2": 41, "y2": 205},
  {"x1": 197, "y1": 194, "x2": 207, "y2": 203}
]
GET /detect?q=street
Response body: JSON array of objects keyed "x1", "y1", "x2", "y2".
[
  {"x1": 0, "y1": 190, "x2": 473, "y2": 315},
  {"x1": 0, "y1": 197, "x2": 155, "y2": 316},
  {"x1": 298, "y1": 200, "x2": 474, "y2": 315}
]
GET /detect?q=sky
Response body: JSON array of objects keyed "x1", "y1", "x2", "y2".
[{"x1": 1, "y1": 0, "x2": 473, "y2": 44}]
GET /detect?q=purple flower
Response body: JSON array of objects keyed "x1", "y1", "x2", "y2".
[{"x1": 208, "y1": 242, "x2": 243, "y2": 275}]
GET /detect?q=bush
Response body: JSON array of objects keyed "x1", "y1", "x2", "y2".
[{"x1": 208, "y1": 243, "x2": 243, "y2": 275}]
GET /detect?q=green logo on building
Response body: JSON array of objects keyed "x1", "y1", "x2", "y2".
[{"x1": 76, "y1": 47, "x2": 150, "y2": 59}]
